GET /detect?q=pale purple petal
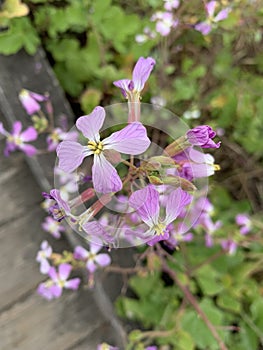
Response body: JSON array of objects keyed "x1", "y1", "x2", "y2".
[
  {"x1": 103, "y1": 122, "x2": 150, "y2": 154},
  {"x1": 92, "y1": 154, "x2": 122, "y2": 193},
  {"x1": 50, "y1": 189, "x2": 71, "y2": 214},
  {"x1": 86, "y1": 260, "x2": 97, "y2": 273},
  {"x1": 57, "y1": 141, "x2": 87, "y2": 173},
  {"x1": 90, "y1": 243, "x2": 102, "y2": 255},
  {"x1": 214, "y1": 8, "x2": 230, "y2": 22},
  {"x1": 113, "y1": 79, "x2": 131, "y2": 97},
  {"x1": 76, "y1": 106, "x2": 105, "y2": 142},
  {"x1": 0, "y1": 122, "x2": 8, "y2": 136},
  {"x1": 19, "y1": 144, "x2": 38, "y2": 157},
  {"x1": 206, "y1": 1, "x2": 216, "y2": 17},
  {"x1": 19, "y1": 94, "x2": 40, "y2": 115},
  {"x1": 129, "y1": 185, "x2": 160, "y2": 227},
  {"x1": 83, "y1": 221, "x2": 114, "y2": 244},
  {"x1": 40, "y1": 259, "x2": 50, "y2": 274},
  {"x1": 236, "y1": 214, "x2": 250, "y2": 226},
  {"x1": 195, "y1": 22, "x2": 212, "y2": 35},
  {"x1": 74, "y1": 246, "x2": 89, "y2": 260},
  {"x1": 29, "y1": 91, "x2": 48, "y2": 102},
  {"x1": 147, "y1": 230, "x2": 170, "y2": 246},
  {"x1": 58, "y1": 263, "x2": 72, "y2": 281},
  {"x1": 132, "y1": 57, "x2": 156, "y2": 92},
  {"x1": 48, "y1": 267, "x2": 58, "y2": 281},
  {"x1": 50, "y1": 285, "x2": 63, "y2": 298},
  {"x1": 20, "y1": 126, "x2": 38, "y2": 142},
  {"x1": 12, "y1": 121, "x2": 22, "y2": 136},
  {"x1": 37, "y1": 283, "x2": 54, "y2": 300},
  {"x1": 65, "y1": 278, "x2": 81, "y2": 290},
  {"x1": 165, "y1": 188, "x2": 187, "y2": 224},
  {"x1": 94, "y1": 253, "x2": 111, "y2": 267}
]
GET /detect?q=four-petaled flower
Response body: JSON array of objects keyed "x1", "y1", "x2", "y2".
[
  {"x1": 129, "y1": 185, "x2": 191, "y2": 245},
  {"x1": 36, "y1": 240, "x2": 52, "y2": 274},
  {"x1": 46, "y1": 127, "x2": 78, "y2": 152},
  {"x1": 74, "y1": 243, "x2": 111, "y2": 273},
  {"x1": 113, "y1": 57, "x2": 156, "y2": 101},
  {"x1": 0, "y1": 121, "x2": 38, "y2": 157},
  {"x1": 186, "y1": 125, "x2": 221, "y2": 149},
  {"x1": 41, "y1": 216, "x2": 65, "y2": 239},
  {"x1": 37, "y1": 263, "x2": 80, "y2": 300},
  {"x1": 195, "y1": 1, "x2": 231, "y2": 35},
  {"x1": 19, "y1": 89, "x2": 48, "y2": 115},
  {"x1": 57, "y1": 106, "x2": 150, "y2": 194}
]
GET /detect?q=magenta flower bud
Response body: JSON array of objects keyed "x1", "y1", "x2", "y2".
[{"x1": 186, "y1": 125, "x2": 221, "y2": 149}]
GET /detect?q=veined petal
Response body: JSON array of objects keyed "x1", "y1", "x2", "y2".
[
  {"x1": 129, "y1": 185, "x2": 160, "y2": 227},
  {"x1": 76, "y1": 106, "x2": 105, "y2": 142},
  {"x1": 58, "y1": 263, "x2": 72, "y2": 281},
  {"x1": 92, "y1": 154, "x2": 122, "y2": 194},
  {"x1": 57, "y1": 141, "x2": 88, "y2": 173},
  {"x1": 113, "y1": 79, "x2": 131, "y2": 97},
  {"x1": 132, "y1": 57, "x2": 156, "y2": 92},
  {"x1": 165, "y1": 188, "x2": 191, "y2": 224},
  {"x1": 12, "y1": 121, "x2": 22, "y2": 136},
  {"x1": 103, "y1": 122, "x2": 150, "y2": 155},
  {"x1": 20, "y1": 126, "x2": 38, "y2": 142}
]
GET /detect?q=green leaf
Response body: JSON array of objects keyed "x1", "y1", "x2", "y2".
[{"x1": 217, "y1": 293, "x2": 241, "y2": 313}]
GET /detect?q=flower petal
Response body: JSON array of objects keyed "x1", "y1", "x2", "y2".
[
  {"x1": 20, "y1": 126, "x2": 38, "y2": 142},
  {"x1": 50, "y1": 285, "x2": 63, "y2": 298},
  {"x1": 165, "y1": 188, "x2": 191, "y2": 224},
  {"x1": 132, "y1": 57, "x2": 156, "y2": 92},
  {"x1": 103, "y1": 122, "x2": 150, "y2": 155},
  {"x1": 40, "y1": 259, "x2": 50, "y2": 274},
  {"x1": 92, "y1": 154, "x2": 122, "y2": 193},
  {"x1": 206, "y1": 1, "x2": 216, "y2": 17},
  {"x1": 95, "y1": 253, "x2": 111, "y2": 267},
  {"x1": 65, "y1": 278, "x2": 81, "y2": 290},
  {"x1": 74, "y1": 246, "x2": 89, "y2": 260},
  {"x1": 58, "y1": 263, "x2": 72, "y2": 281},
  {"x1": 113, "y1": 79, "x2": 131, "y2": 97},
  {"x1": 12, "y1": 121, "x2": 22, "y2": 136},
  {"x1": 57, "y1": 141, "x2": 88, "y2": 173},
  {"x1": 19, "y1": 144, "x2": 37, "y2": 157},
  {"x1": 214, "y1": 8, "x2": 230, "y2": 22},
  {"x1": 76, "y1": 106, "x2": 105, "y2": 142},
  {"x1": 129, "y1": 185, "x2": 160, "y2": 227},
  {"x1": 86, "y1": 260, "x2": 97, "y2": 273}
]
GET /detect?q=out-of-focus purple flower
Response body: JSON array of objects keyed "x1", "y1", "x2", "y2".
[
  {"x1": 195, "y1": 1, "x2": 231, "y2": 35},
  {"x1": 145, "y1": 347, "x2": 158, "y2": 350},
  {"x1": 129, "y1": 185, "x2": 191, "y2": 245},
  {"x1": 221, "y1": 239, "x2": 237, "y2": 255},
  {"x1": 164, "y1": 0, "x2": 180, "y2": 11},
  {"x1": 186, "y1": 125, "x2": 221, "y2": 149},
  {"x1": 41, "y1": 216, "x2": 65, "y2": 239},
  {"x1": 46, "y1": 128, "x2": 78, "y2": 152},
  {"x1": 74, "y1": 243, "x2": 111, "y2": 273},
  {"x1": 97, "y1": 344, "x2": 118, "y2": 350},
  {"x1": 151, "y1": 11, "x2": 179, "y2": 36},
  {"x1": 236, "y1": 214, "x2": 252, "y2": 235},
  {"x1": 36, "y1": 240, "x2": 52, "y2": 274},
  {"x1": 42, "y1": 189, "x2": 71, "y2": 222},
  {"x1": 113, "y1": 57, "x2": 156, "y2": 100},
  {"x1": 57, "y1": 106, "x2": 150, "y2": 194},
  {"x1": 0, "y1": 121, "x2": 38, "y2": 157},
  {"x1": 37, "y1": 263, "x2": 81, "y2": 300},
  {"x1": 19, "y1": 89, "x2": 48, "y2": 115}
]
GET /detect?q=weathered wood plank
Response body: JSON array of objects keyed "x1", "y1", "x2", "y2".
[{"x1": 0, "y1": 291, "x2": 115, "y2": 350}]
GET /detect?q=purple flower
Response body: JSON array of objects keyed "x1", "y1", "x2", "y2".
[
  {"x1": 19, "y1": 89, "x2": 48, "y2": 115},
  {"x1": 0, "y1": 121, "x2": 38, "y2": 156},
  {"x1": 221, "y1": 239, "x2": 237, "y2": 255},
  {"x1": 152, "y1": 12, "x2": 179, "y2": 36},
  {"x1": 195, "y1": 1, "x2": 231, "y2": 35},
  {"x1": 145, "y1": 347, "x2": 158, "y2": 350},
  {"x1": 129, "y1": 185, "x2": 191, "y2": 245},
  {"x1": 236, "y1": 214, "x2": 252, "y2": 235},
  {"x1": 57, "y1": 106, "x2": 150, "y2": 194},
  {"x1": 46, "y1": 128, "x2": 78, "y2": 152},
  {"x1": 41, "y1": 216, "x2": 65, "y2": 239},
  {"x1": 36, "y1": 240, "x2": 52, "y2": 274},
  {"x1": 164, "y1": 0, "x2": 180, "y2": 11},
  {"x1": 37, "y1": 263, "x2": 81, "y2": 300},
  {"x1": 74, "y1": 243, "x2": 111, "y2": 273},
  {"x1": 42, "y1": 189, "x2": 71, "y2": 222},
  {"x1": 186, "y1": 125, "x2": 221, "y2": 149},
  {"x1": 113, "y1": 57, "x2": 156, "y2": 100}
]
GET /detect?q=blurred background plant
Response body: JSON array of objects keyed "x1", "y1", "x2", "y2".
[{"x1": 1, "y1": 0, "x2": 263, "y2": 349}]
